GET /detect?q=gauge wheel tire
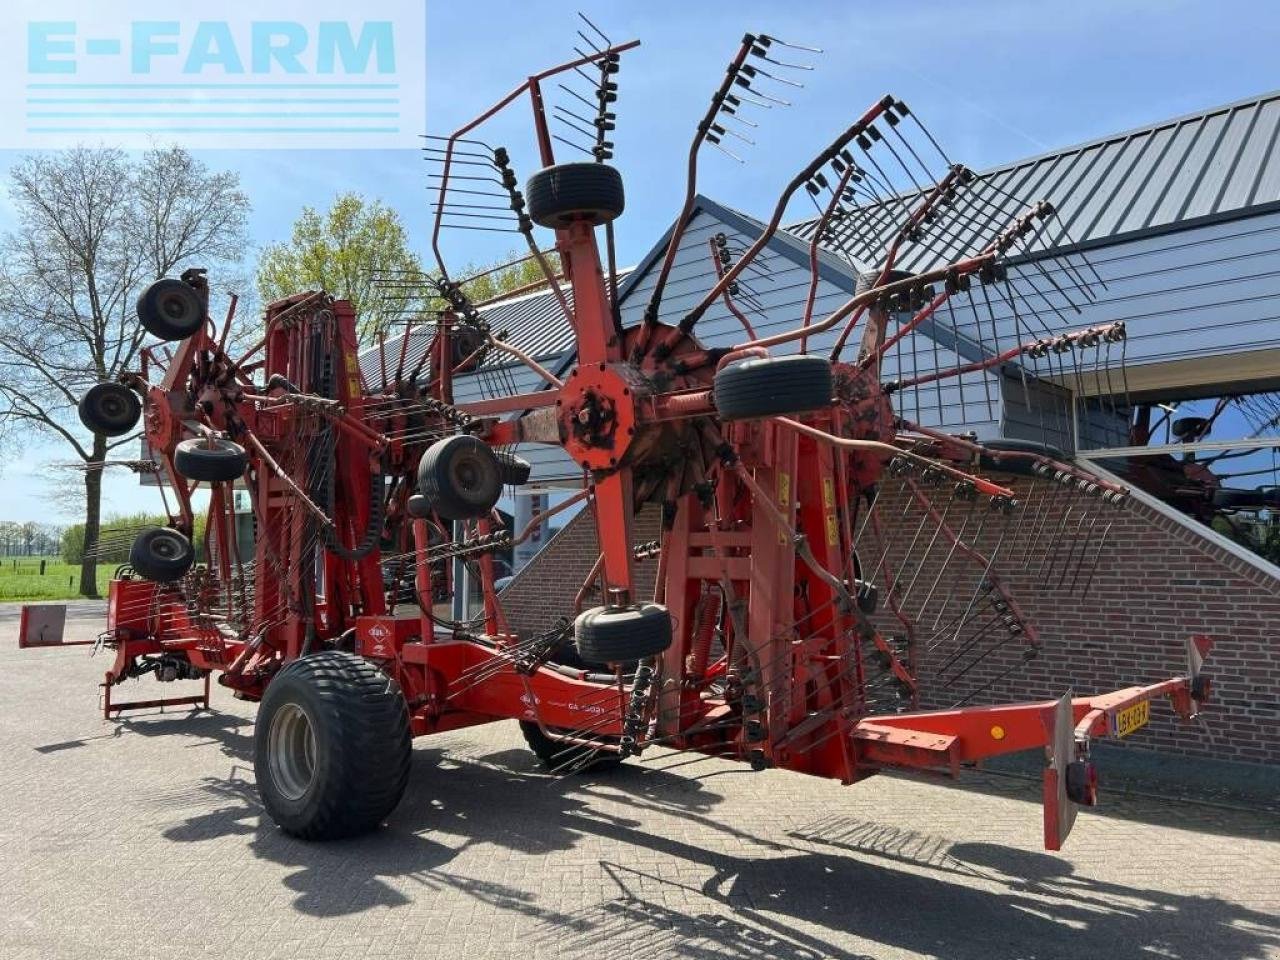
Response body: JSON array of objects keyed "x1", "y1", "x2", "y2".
[
  {"x1": 977, "y1": 438, "x2": 1068, "y2": 477},
  {"x1": 174, "y1": 437, "x2": 248, "y2": 483},
  {"x1": 78, "y1": 382, "x2": 141, "y2": 437},
  {"x1": 1171, "y1": 416, "x2": 1210, "y2": 441},
  {"x1": 129, "y1": 527, "x2": 195, "y2": 583},
  {"x1": 496, "y1": 451, "x2": 532, "y2": 486},
  {"x1": 574, "y1": 602, "x2": 673, "y2": 664},
  {"x1": 417, "y1": 435, "x2": 503, "y2": 520},
  {"x1": 450, "y1": 324, "x2": 487, "y2": 367},
  {"x1": 1212, "y1": 487, "x2": 1280, "y2": 511},
  {"x1": 526, "y1": 162, "x2": 625, "y2": 230},
  {"x1": 518, "y1": 721, "x2": 624, "y2": 773},
  {"x1": 255, "y1": 651, "x2": 411, "y2": 841},
  {"x1": 713, "y1": 355, "x2": 834, "y2": 421},
  {"x1": 136, "y1": 278, "x2": 204, "y2": 341}
]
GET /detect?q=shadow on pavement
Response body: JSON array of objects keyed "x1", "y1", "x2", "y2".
[
  {"x1": 889, "y1": 762, "x2": 1280, "y2": 844},
  {"x1": 142, "y1": 715, "x2": 1280, "y2": 960},
  {"x1": 537, "y1": 837, "x2": 1280, "y2": 960}
]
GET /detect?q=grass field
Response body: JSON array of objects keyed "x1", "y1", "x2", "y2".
[{"x1": 0, "y1": 558, "x2": 111, "y2": 601}]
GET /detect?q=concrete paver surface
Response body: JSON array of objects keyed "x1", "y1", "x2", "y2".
[{"x1": 2, "y1": 609, "x2": 1277, "y2": 960}]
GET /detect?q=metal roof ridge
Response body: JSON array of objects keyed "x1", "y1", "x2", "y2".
[
  {"x1": 976, "y1": 88, "x2": 1280, "y2": 178},
  {"x1": 783, "y1": 88, "x2": 1280, "y2": 232}
]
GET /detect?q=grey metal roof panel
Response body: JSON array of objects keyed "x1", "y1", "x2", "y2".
[
  {"x1": 1157, "y1": 112, "x2": 1225, "y2": 225},
  {"x1": 1200, "y1": 104, "x2": 1260, "y2": 215},
  {"x1": 790, "y1": 90, "x2": 1280, "y2": 266},
  {"x1": 1064, "y1": 136, "x2": 1148, "y2": 243},
  {"x1": 1109, "y1": 124, "x2": 1178, "y2": 234},
  {"x1": 1088, "y1": 129, "x2": 1163, "y2": 238},
  {"x1": 1246, "y1": 100, "x2": 1280, "y2": 206},
  {"x1": 358, "y1": 269, "x2": 632, "y2": 390}
]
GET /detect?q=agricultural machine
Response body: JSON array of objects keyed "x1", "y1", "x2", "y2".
[{"x1": 69, "y1": 23, "x2": 1213, "y2": 850}]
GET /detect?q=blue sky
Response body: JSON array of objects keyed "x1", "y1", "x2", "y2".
[{"x1": 5, "y1": 0, "x2": 1280, "y2": 523}]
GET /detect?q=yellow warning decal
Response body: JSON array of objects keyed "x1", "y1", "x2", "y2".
[
  {"x1": 344, "y1": 351, "x2": 362, "y2": 398},
  {"x1": 778, "y1": 471, "x2": 791, "y2": 545},
  {"x1": 822, "y1": 477, "x2": 838, "y2": 547}
]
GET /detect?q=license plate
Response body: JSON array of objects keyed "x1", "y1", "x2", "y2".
[{"x1": 1112, "y1": 700, "x2": 1150, "y2": 738}]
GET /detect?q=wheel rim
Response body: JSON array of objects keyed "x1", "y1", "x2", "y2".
[
  {"x1": 160, "y1": 292, "x2": 192, "y2": 322},
  {"x1": 150, "y1": 532, "x2": 184, "y2": 561},
  {"x1": 450, "y1": 453, "x2": 491, "y2": 505},
  {"x1": 99, "y1": 394, "x2": 125, "y2": 420},
  {"x1": 454, "y1": 457, "x2": 479, "y2": 491},
  {"x1": 268, "y1": 702, "x2": 317, "y2": 801}
]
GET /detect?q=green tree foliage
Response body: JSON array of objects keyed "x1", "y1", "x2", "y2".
[
  {"x1": 257, "y1": 193, "x2": 422, "y2": 339},
  {"x1": 449, "y1": 254, "x2": 559, "y2": 307}
]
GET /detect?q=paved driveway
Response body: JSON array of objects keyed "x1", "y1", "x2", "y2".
[{"x1": 2, "y1": 620, "x2": 1277, "y2": 960}]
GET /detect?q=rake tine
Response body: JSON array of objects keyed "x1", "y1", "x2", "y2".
[
  {"x1": 1018, "y1": 475, "x2": 1064, "y2": 566},
  {"x1": 1036, "y1": 502, "x2": 1075, "y2": 581},
  {"x1": 1064, "y1": 505, "x2": 1103, "y2": 592},
  {"x1": 897, "y1": 493, "x2": 954, "y2": 607},
  {"x1": 916, "y1": 505, "x2": 972, "y2": 624},
  {"x1": 932, "y1": 503, "x2": 991, "y2": 630},
  {"x1": 1077, "y1": 520, "x2": 1114, "y2": 597}
]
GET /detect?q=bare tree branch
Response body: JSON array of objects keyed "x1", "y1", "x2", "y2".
[{"x1": 0, "y1": 145, "x2": 250, "y2": 595}]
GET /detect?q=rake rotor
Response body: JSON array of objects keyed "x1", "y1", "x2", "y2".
[{"x1": 65, "y1": 17, "x2": 1213, "y2": 852}]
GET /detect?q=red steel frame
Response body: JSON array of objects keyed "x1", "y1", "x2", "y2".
[{"x1": 89, "y1": 42, "x2": 1214, "y2": 851}]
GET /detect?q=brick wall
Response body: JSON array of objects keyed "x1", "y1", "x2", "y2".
[
  {"x1": 499, "y1": 481, "x2": 1280, "y2": 765},
  {"x1": 498, "y1": 505, "x2": 663, "y2": 636},
  {"x1": 866, "y1": 472, "x2": 1280, "y2": 765}
]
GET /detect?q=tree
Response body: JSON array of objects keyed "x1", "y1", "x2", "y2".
[
  {"x1": 257, "y1": 193, "x2": 423, "y2": 339},
  {"x1": 449, "y1": 252, "x2": 561, "y2": 306},
  {"x1": 0, "y1": 521, "x2": 20, "y2": 556},
  {"x1": 0, "y1": 146, "x2": 250, "y2": 597}
]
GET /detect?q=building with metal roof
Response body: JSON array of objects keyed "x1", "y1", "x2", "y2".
[
  {"x1": 787, "y1": 90, "x2": 1280, "y2": 458},
  {"x1": 366, "y1": 89, "x2": 1280, "y2": 484},
  {"x1": 477, "y1": 91, "x2": 1280, "y2": 771},
  {"x1": 791, "y1": 88, "x2": 1280, "y2": 272}
]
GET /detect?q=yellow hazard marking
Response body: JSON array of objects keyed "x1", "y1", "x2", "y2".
[
  {"x1": 778, "y1": 471, "x2": 791, "y2": 545},
  {"x1": 345, "y1": 351, "x2": 361, "y2": 398},
  {"x1": 822, "y1": 476, "x2": 838, "y2": 548}
]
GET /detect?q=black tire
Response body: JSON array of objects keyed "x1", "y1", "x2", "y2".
[
  {"x1": 855, "y1": 269, "x2": 915, "y2": 294},
  {"x1": 518, "y1": 720, "x2": 622, "y2": 773},
  {"x1": 417, "y1": 435, "x2": 502, "y2": 520},
  {"x1": 496, "y1": 451, "x2": 531, "y2": 486},
  {"x1": 129, "y1": 527, "x2": 195, "y2": 583},
  {"x1": 1212, "y1": 487, "x2": 1280, "y2": 511},
  {"x1": 255, "y1": 651, "x2": 411, "y2": 841},
  {"x1": 78, "y1": 382, "x2": 141, "y2": 437},
  {"x1": 978, "y1": 438, "x2": 1067, "y2": 477},
  {"x1": 526, "y1": 163, "x2": 625, "y2": 230},
  {"x1": 713, "y1": 355, "x2": 834, "y2": 421},
  {"x1": 575, "y1": 603, "x2": 672, "y2": 663},
  {"x1": 174, "y1": 437, "x2": 248, "y2": 483},
  {"x1": 136, "y1": 278, "x2": 204, "y2": 341},
  {"x1": 1171, "y1": 416, "x2": 1210, "y2": 441},
  {"x1": 406, "y1": 493, "x2": 431, "y2": 519},
  {"x1": 451, "y1": 324, "x2": 486, "y2": 367}
]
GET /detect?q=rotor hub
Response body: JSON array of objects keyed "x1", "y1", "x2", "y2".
[{"x1": 558, "y1": 363, "x2": 641, "y2": 471}]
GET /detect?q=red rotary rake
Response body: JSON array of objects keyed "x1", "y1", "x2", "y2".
[{"x1": 70, "y1": 22, "x2": 1212, "y2": 849}]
